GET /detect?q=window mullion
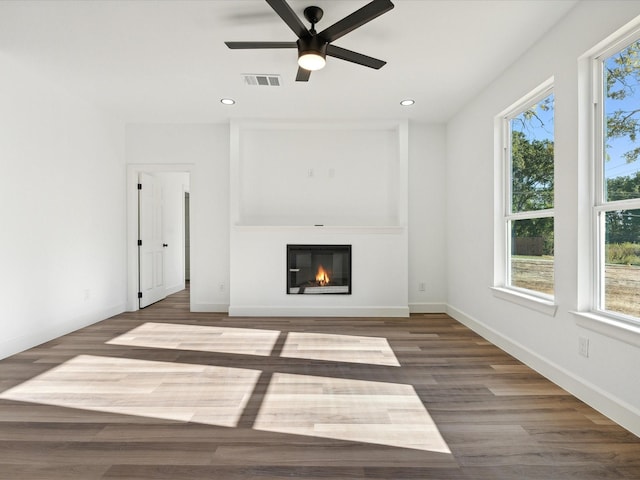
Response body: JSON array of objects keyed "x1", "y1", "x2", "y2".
[
  {"x1": 596, "y1": 199, "x2": 640, "y2": 213},
  {"x1": 506, "y1": 209, "x2": 555, "y2": 221}
]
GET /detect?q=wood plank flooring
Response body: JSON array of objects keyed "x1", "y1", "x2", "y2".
[{"x1": 0, "y1": 288, "x2": 639, "y2": 479}]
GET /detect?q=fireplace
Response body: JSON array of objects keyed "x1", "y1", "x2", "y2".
[{"x1": 287, "y1": 244, "x2": 352, "y2": 294}]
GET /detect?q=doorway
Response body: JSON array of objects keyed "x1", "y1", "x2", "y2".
[{"x1": 127, "y1": 165, "x2": 193, "y2": 311}]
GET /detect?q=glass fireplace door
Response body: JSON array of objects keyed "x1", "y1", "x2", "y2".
[{"x1": 287, "y1": 245, "x2": 351, "y2": 294}]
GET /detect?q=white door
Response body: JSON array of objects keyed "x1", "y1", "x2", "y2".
[{"x1": 138, "y1": 172, "x2": 166, "y2": 308}]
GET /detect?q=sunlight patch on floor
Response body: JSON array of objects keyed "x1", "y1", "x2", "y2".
[
  {"x1": 280, "y1": 332, "x2": 400, "y2": 366},
  {"x1": 0, "y1": 355, "x2": 260, "y2": 427},
  {"x1": 107, "y1": 322, "x2": 281, "y2": 356},
  {"x1": 2, "y1": 328, "x2": 451, "y2": 452},
  {"x1": 253, "y1": 373, "x2": 450, "y2": 453}
]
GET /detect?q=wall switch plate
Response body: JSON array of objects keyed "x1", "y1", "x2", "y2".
[
  {"x1": 578, "y1": 336, "x2": 589, "y2": 358},
  {"x1": 418, "y1": 282, "x2": 426, "y2": 292}
]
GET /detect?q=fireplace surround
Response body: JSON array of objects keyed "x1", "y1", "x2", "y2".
[
  {"x1": 228, "y1": 120, "x2": 409, "y2": 317},
  {"x1": 287, "y1": 244, "x2": 352, "y2": 294}
]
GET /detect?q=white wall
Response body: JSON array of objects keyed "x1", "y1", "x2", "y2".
[
  {"x1": 408, "y1": 123, "x2": 447, "y2": 312},
  {"x1": 125, "y1": 124, "x2": 230, "y2": 312},
  {"x1": 0, "y1": 54, "x2": 126, "y2": 359},
  {"x1": 236, "y1": 125, "x2": 400, "y2": 226},
  {"x1": 446, "y1": 1, "x2": 640, "y2": 435}
]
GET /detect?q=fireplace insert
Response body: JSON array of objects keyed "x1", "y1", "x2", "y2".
[{"x1": 287, "y1": 244, "x2": 351, "y2": 294}]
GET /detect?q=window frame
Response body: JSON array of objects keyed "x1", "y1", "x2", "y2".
[
  {"x1": 501, "y1": 83, "x2": 556, "y2": 302},
  {"x1": 591, "y1": 32, "x2": 640, "y2": 325}
]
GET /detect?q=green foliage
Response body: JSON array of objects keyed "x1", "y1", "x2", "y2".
[
  {"x1": 511, "y1": 131, "x2": 554, "y2": 212},
  {"x1": 605, "y1": 39, "x2": 640, "y2": 163},
  {"x1": 605, "y1": 207, "x2": 640, "y2": 245},
  {"x1": 606, "y1": 171, "x2": 640, "y2": 201},
  {"x1": 606, "y1": 242, "x2": 640, "y2": 265},
  {"x1": 606, "y1": 176, "x2": 640, "y2": 247}
]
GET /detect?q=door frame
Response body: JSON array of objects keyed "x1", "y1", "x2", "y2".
[{"x1": 126, "y1": 163, "x2": 194, "y2": 311}]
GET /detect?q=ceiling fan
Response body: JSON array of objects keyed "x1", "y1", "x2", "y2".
[{"x1": 225, "y1": 0, "x2": 395, "y2": 82}]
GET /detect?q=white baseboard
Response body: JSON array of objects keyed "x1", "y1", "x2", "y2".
[
  {"x1": 409, "y1": 302, "x2": 447, "y2": 313},
  {"x1": 447, "y1": 304, "x2": 640, "y2": 438},
  {"x1": 228, "y1": 306, "x2": 410, "y2": 317},
  {"x1": 191, "y1": 303, "x2": 229, "y2": 313},
  {"x1": 0, "y1": 303, "x2": 125, "y2": 361}
]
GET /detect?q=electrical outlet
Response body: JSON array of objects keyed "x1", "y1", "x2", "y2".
[
  {"x1": 307, "y1": 168, "x2": 314, "y2": 177},
  {"x1": 578, "y1": 336, "x2": 589, "y2": 358},
  {"x1": 218, "y1": 283, "x2": 225, "y2": 292},
  {"x1": 418, "y1": 282, "x2": 426, "y2": 292}
]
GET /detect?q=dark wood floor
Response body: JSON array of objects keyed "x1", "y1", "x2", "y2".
[{"x1": 1, "y1": 288, "x2": 639, "y2": 479}]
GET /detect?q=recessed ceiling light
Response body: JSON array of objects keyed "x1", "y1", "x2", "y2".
[
  {"x1": 400, "y1": 99, "x2": 415, "y2": 106},
  {"x1": 220, "y1": 98, "x2": 235, "y2": 105}
]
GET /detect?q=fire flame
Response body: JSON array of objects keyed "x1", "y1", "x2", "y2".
[{"x1": 316, "y1": 265, "x2": 330, "y2": 286}]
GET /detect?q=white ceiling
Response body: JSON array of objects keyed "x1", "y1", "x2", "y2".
[{"x1": 0, "y1": 0, "x2": 578, "y2": 124}]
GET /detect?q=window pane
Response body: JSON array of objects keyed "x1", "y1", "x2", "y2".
[
  {"x1": 510, "y1": 93, "x2": 554, "y2": 213},
  {"x1": 510, "y1": 217, "x2": 554, "y2": 295},
  {"x1": 603, "y1": 209, "x2": 640, "y2": 318},
  {"x1": 603, "y1": 40, "x2": 640, "y2": 202}
]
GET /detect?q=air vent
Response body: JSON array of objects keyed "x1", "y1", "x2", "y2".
[{"x1": 242, "y1": 74, "x2": 281, "y2": 87}]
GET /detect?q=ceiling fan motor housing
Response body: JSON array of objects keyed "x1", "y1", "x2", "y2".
[{"x1": 297, "y1": 35, "x2": 327, "y2": 58}]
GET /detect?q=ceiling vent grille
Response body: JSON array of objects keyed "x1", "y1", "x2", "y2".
[{"x1": 242, "y1": 74, "x2": 281, "y2": 87}]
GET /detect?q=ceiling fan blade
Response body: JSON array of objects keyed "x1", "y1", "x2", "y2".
[
  {"x1": 326, "y1": 45, "x2": 386, "y2": 69},
  {"x1": 318, "y1": 0, "x2": 394, "y2": 43},
  {"x1": 296, "y1": 67, "x2": 311, "y2": 82},
  {"x1": 225, "y1": 41, "x2": 297, "y2": 49},
  {"x1": 265, "y1": 0, "x2": 310, "y2": 38}
]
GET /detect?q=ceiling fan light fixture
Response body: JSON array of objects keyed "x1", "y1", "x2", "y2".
[
  {"x1": 298, "y1": 52, "x2": 326, "y2": 71},
  {"x1": 297, "y1": 36, "x2": 327, "y2": 71}
]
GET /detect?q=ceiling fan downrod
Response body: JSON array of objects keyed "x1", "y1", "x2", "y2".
[{"x1": 303, "y1": 6, "x2": 323, "y2": 32}]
